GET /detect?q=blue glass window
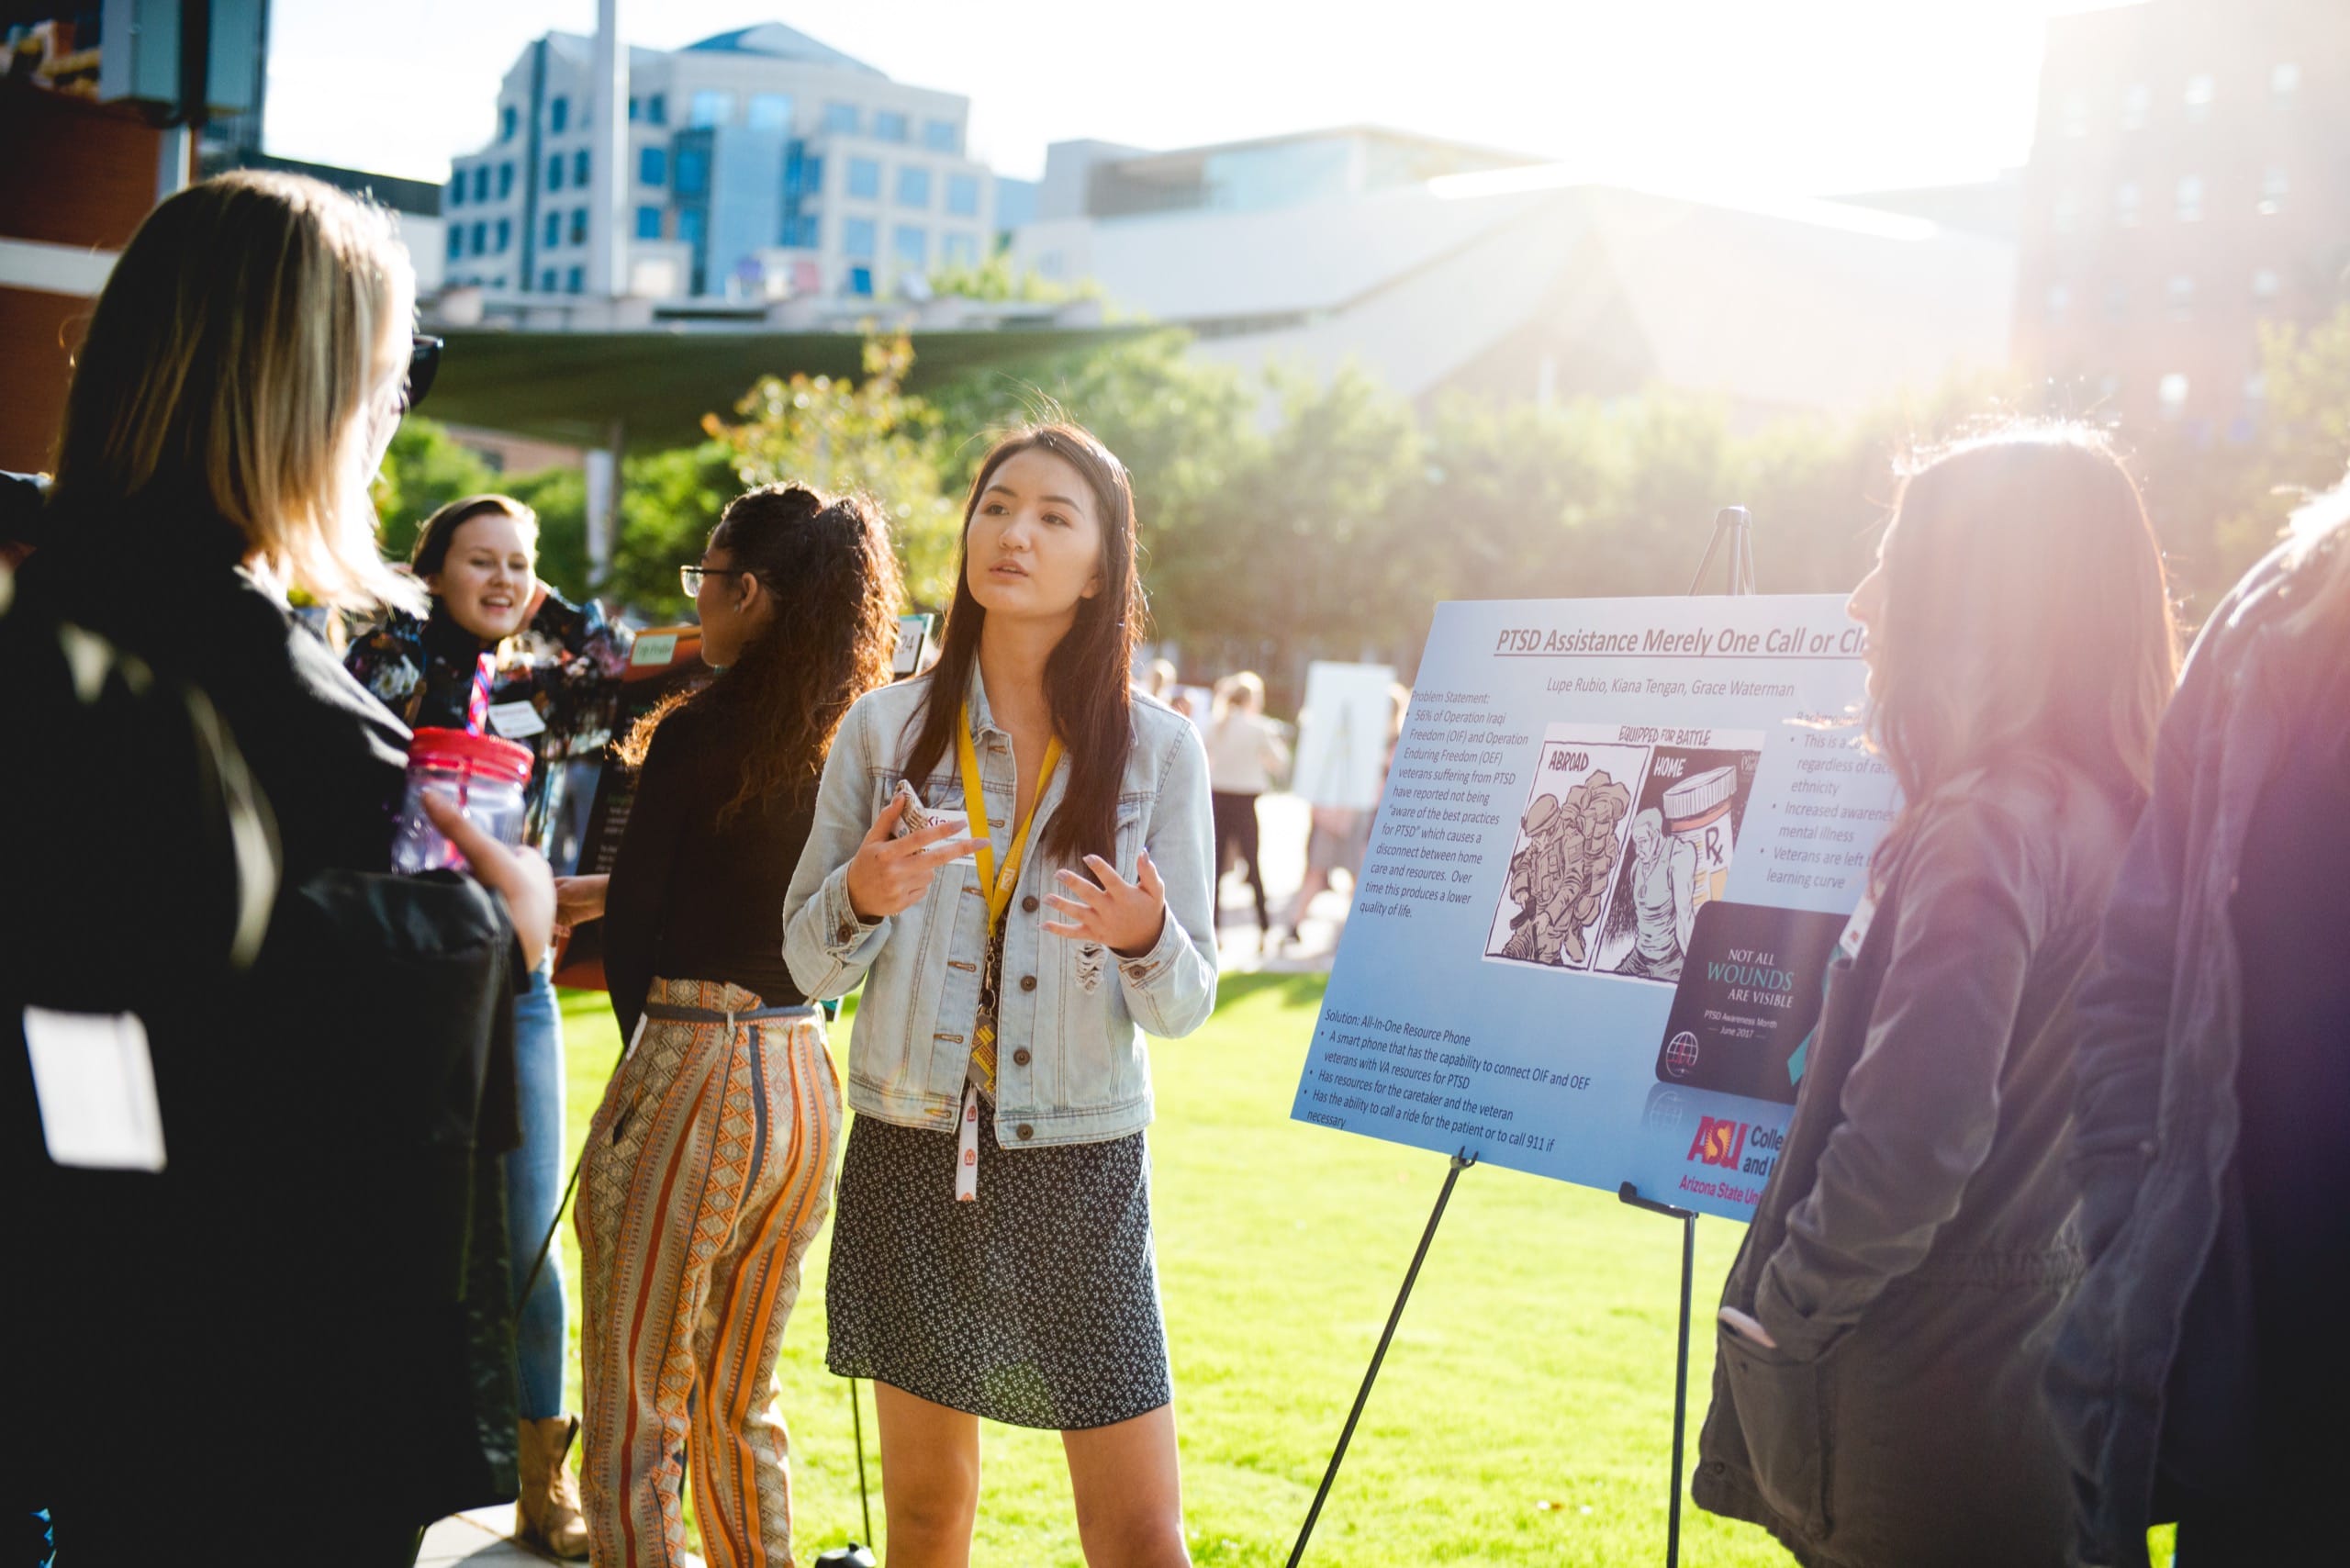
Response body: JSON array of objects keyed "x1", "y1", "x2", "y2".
[
  {"x1": 675, "y1": 146, "x2": 710, "y2": 196},
  {"x1": 540, "y1": 269, "x2": 557, "y2": 291},
  {"x1": 842, "y1": 217, "x2": 877, "y2": 259},
  {"x1": 640, "y1": 146, "x2": 666, "y2": 186},
  {"x1": 873, "y1": 110, "x2": 907, "y2": 142},
  {"x1": 472, "y1": 166, "x2": 489, "y2": 202},
  {"x1": 847, "y1": 158, "x2": 880, "y2": 198},
  {"x1": 678, "y1": 208, "x2": 705, "y2": 246},
  {"x1": 543, "y1": 211, "x2": 561, "y2": 248},
  {"x1": 847, "y1": 264, "x2": 873, "y2": 297},
  {"x1": 448, "y1": 172, "x2": 464, "y2": 207},
  {"x1": 547, "y1": 155, "x2": 564, "y2": 191},
  {"x1": 500, "y1": 105, "x2": 517, "y2": 141},
  {"x1": 923, "y1": 118, "x2": 958, "y2": 152},
  {"x1": 783, "y1": 214, "x2": 819, "y2": 248},
  {"x1": 636, "y1": 206, "x2": 662, "y2": 239},
  {"x1": 447, "y1": 226, "x2": 464, "y2": 258},
  {"x1": 896, "y1": 166, "x2": 932, "y2": 208},
  {"x1": 573, "y1": 149, "x2": 589, "y2": 185},
  {"x1": 470, "y1": 220, "x2": 487, "y2": 252},
  {"x1": 823, "y1": 102, "x2": 859, "y2": 134},
  {"x1": 496, "y1": 218, "x2": 511, "y2": 251},
  {"x1": 566, "y1": 266, "x2": 583, "y2": 294},
  {"x1": 689, "y1": 90, "x2": 733, "y2": 129},
  {"x1": 946, "y1": 174, "x2": 980, "y2": 217},
  {"x1": 570, "y1": 208, "x2": 588, "y2": 244},
  {"x1": 749, "y1": 93, "x2": 793, "y2": 131},
  {"x1": 892, "y1": 224, "x2": 926, "y2": 265},
  {"x1": 549, "y1": 95, "x2": 569, "y2": 133},
  {"x1": 498, "y1": 162, "x2": 514, "y2": 198},
  {"x1": 647, "y1": 93, "x2": 666, "y2": 125}
]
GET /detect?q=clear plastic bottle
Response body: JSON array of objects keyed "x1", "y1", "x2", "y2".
[{"x1": 391, "y1": 727, "x2": 534, "y2": 875}]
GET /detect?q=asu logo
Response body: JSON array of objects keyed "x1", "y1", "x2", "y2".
[{"x1": 1687, "y1": 1114, "x2": 1749, "y2": 1170}]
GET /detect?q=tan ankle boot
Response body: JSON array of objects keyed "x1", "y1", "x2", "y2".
[{"x1": 516, "y1": 1414, "x2": 591, "y2": 1561}]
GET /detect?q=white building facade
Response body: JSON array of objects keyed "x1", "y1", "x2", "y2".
[
  {"x1": 1013, "y1": 129, "x2": 2019, "y2": 423},
  {"x1": 441, "y1": 23, "x2": 998, "y2": 304}
]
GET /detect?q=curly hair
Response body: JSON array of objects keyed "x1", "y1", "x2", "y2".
[{"x1": 620, "y1": 483, "x2": 904, "y2": 819}]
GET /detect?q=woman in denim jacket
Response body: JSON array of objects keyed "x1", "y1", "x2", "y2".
[
  {"x1": 2048, "y1": 474, "x2": 2350, "y2": 1565},
  {"x1": 783, "y1": 423, "x2": 1215, "y2": 1568}
]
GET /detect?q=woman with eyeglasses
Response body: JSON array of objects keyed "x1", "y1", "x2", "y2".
[
  {"x1": 568, "y1": 484, "x2": 902, "y2": 1567},
  {"x1": 343, "y1": 492, "x2": 628, "y2": 1560},
  {"x1": 10, "y1": 172, "x2": 554, "y2": 1565}
]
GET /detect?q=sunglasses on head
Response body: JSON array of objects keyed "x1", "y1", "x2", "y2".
[{"x1": 401, "y1": 334, "x2": 443, "y2": 413}]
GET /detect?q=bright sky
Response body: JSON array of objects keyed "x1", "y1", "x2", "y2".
[{"x1": 265, "y1": 0, "x2": 2131, "y2": 196}]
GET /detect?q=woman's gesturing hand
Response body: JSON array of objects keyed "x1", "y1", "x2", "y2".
[
  {"x1": 845, "y1": 790, "x2": 985, "y2": 921},
  {"x1": 1044, "y1": 851, "x2": 1168, "y2": 958},
  {"x1": 424, "y1": 792, "x2": 556, "y2": 970}
]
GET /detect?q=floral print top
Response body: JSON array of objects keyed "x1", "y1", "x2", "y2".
[{"x1": 345, "y1": 588, "x2": 632, "y2": 857}]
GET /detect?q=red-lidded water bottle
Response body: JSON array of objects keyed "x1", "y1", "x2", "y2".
[{"x1": 392, "y1": 727, "x2": 534, "y2": 875}]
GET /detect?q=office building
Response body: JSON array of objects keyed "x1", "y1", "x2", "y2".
[
  {"x1": 1014, "y1": 129, "x2": 2017, "y2": 423},
  {"x1": 442, "y1": 22, "x2": 999, "y2": 303},
  {"x1": 2014, "y1": 0, "x2": 2350, "y2": 436}
]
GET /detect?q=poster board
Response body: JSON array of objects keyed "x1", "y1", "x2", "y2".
[
  {"x1": 551, "y1": 624, "x2": 708, "y2": 990},
  {"x1": 1291, "y1": 596, "x2": 1897, "y2": 1221},
  {"x1": 1292, "y1": 661, "x2": 1397, "y2": 809}
]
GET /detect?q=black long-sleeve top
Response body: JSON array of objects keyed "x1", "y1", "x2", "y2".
[{"x1": 603, "y1": 698, "x2": 816, "y2": 1040}]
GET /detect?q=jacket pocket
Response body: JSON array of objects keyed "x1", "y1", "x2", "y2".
[{"x1": 1718, "y1": 1322, "x2": 1832, "y2": 1540}]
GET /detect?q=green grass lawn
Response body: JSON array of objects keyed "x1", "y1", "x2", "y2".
[{"x1": 548, "y1": 977, "x2": 2176, "y2": 1567}]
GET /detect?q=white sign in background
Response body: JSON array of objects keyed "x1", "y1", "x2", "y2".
[
  {"x1": 1292, "y1": 596, "x2": 1897, "y2": 1221},
  {"x1": 1292, "y1": 661, "x2": 1398, "y2": 810}
]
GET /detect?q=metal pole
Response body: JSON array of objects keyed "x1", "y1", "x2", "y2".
[
  {"x1": 1287, "y1": 1149, "x2": 1475, "y2": 1568},
  {"x1": 851, "y1": 1378, "x2": 873, "y2": 1545},
  {"x1": 1670, "y1": 1210, "x2": 1695, "y2": 1568},
  {"x1": 1618, "y1": 1182, "x2": 1699, "y2": 1568}
]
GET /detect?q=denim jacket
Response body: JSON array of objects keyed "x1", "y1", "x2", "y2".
[{"x1": 782, "y1": 666, "x2": 1218, "y2": 1147}]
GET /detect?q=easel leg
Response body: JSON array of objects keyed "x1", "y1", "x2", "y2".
[
  {"x1": 1287, "y1": 1150, "x2": 1475, "y2": 1568},
  {"x1": 1619, "y1": 1182, "x2": 1699, "y2": 1568},
  {"x1": 1669, "y1": 1210, "x2": 1695, "y2": 1568}
]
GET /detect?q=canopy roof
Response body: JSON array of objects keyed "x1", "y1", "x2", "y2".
[{"x1": 424, "y1": 325, "x2": 1144, "y2": 452}]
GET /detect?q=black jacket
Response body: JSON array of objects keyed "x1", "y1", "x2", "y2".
[
  {"x1": 6, "y1": 500, "x2": 524, "y2": 1534},
  {"x1": 2044, "y1": 538, "x2": 2334, "y2": 1566}
]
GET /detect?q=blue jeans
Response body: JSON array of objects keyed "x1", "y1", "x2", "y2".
[{"x1": 508, "y1": 964, "x2": 567, "y2": 1420}]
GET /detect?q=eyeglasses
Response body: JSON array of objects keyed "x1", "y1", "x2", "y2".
[
  {"x1": 401, "y1": 335, "x2": 443, "y2": 413},
  {"x1": 679, "y1": 563, "x2": 747, "y2": 596}
]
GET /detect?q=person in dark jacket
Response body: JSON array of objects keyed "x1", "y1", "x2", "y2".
[
  {"x1": 345, "y1": 493, "x2": 628, "y2": 1561},
  {"x1": 1694, "y1": 424, "x2": 2179, "y2": 1568},
  {"x1": 2048, "y1": 472, "x2": 2350, "y2": 1567},
  {"x1": 5, "y1": 170, "x2": 554, "y2": 1567}
]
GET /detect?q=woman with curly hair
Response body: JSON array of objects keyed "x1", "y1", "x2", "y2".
[{"x1": 569, "y1": 483, "x2": 903, "y2": 1566}]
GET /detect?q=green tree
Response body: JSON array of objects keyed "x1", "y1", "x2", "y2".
[
  {"x1": 371, "y1": 415, "x2": 496, "y2": 562},
  {"x1": 703, "y1": 334, "x2": 965, "y2": 606},
  {"x1": 603, "y1": 441, "x2": 738, "y2": 623}
]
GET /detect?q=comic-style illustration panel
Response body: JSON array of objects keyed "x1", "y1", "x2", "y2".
[
  {"x1": 1590, "y1": 734, "x2": 1764, "y2": 984},
  {"x1": 1483, "y1": 728, "x2": 1651, "y2": 972}
]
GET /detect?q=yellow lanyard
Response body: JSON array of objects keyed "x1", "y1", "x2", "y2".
[
  {"x1": 953, "y1": 705, "x2": 1063, "y2": 1195},
  {"x1": 956, "y1": 706, "x2": 1063, "y2": 942}
]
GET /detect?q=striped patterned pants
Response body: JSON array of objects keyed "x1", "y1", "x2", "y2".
[{"x1": 578, "y1": 979, "x2": 842, "y2": 1568}]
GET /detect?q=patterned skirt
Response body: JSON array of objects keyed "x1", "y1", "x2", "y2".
[{"x1": 824, "y1": 1108, "x2": 1172, "y2": 1430}]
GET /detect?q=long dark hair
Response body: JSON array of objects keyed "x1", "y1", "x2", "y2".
[
  {"x1": 898, "y1": 424, "x2": 1146, "y2": 866},
  {"x1": 620, "y1": 483, "x2": 904, "y2": 820},
  {"x1": 1868, "y1": 422, "x2": 2177, "y2": 871}
]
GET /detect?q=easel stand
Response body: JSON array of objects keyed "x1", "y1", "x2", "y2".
[{"x1": 1283, "y1": 504, "x2": 1758, "y2": 1568}]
